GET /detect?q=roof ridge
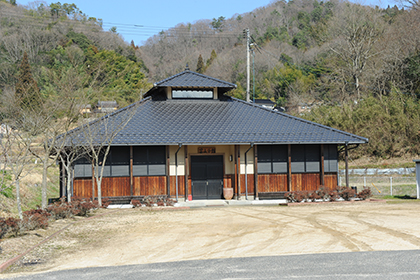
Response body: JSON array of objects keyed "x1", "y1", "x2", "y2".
[
  {"x1": 231, "y1": 97, "x2": 369, "y2": 143},
  {"x1": 154, "y1": 70, "x2": 236, "y2": 88}
]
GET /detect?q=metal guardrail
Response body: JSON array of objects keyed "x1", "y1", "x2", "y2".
[{"x1": 339, "y1": 176, "x2": 417, "y2": 197}]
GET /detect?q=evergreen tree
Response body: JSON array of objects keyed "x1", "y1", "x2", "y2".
[
  {"x1": 15, "y1": 52, "x2": 40, "y2": 108},
  {"x1": 196, "y1": 54, "x2": 205, "y2": 74},
  {"x1": 206, "y1": 49, "x2": 217, "y2": 68}
]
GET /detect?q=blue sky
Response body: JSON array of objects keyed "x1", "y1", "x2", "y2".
[{"x1": 18, "y1": 0, "x2": 396, "y2": 46}]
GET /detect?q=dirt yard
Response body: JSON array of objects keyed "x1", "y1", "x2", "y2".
[{"x1": 2, "y1": 200, "x2": 420, "y2": 276}]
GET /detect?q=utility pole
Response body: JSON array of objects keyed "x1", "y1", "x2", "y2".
[{"x1": 245, "y1": 28, "x2": 250, "y2": 103}]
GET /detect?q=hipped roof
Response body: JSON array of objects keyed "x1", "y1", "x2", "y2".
[
  {"x1": 143, "y1": 69, "x2": 237, "y2": 98},
  {"x1": 60, "y1": 96, "x2": 368, "y2": 146}
]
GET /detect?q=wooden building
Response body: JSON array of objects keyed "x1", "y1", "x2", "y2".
[{"x1": 59, "y1": 67, "x2": 368, "y2": 201}]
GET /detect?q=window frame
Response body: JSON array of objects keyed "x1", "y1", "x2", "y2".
[
  {"x1": 133, "y1": 146, "x2": 166, "y2": 176},
  {"x1": 172, "y1": 89, "x2": 214, "y2": 99},
  {"x1": 257, "y1": 145, "x2": 288, "y2": 174}
]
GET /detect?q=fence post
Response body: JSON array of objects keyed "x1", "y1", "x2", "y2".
[{"x1": 390, "y1": 177, "x2": 393, "y2": 196}]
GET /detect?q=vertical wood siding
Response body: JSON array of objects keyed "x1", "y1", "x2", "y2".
[
  {"x1": 223, "y1": 174, "x2": 234, "y2": 189},
  {"x1": 133, "y1": 176, "x2": 167, "y2": 196},
  {"x1": 239, "y1": 174, "x2": 255, "y2": 195},
  {"x1": 101, "y1": 177, "x2": 130, "y2": 197},
  {"x1": 169, "y1": 175, "x2": 186, "y2": 196},
  {"x1": 73, "y1": 178, "x2": 93, "y2": 198},
  {"x1": 292, "y1": 173, "x2": 321, "y2": 191},
  {"x1": 257, "y1": 174, "x2": 288, "y2": 192},
  {"x1": 74, "y1": 177, "x2": 131, "y2": 198},
  {"x1": 324, "y1": 173, "x2": 338, "y2": 190},
  {"x1": 256, "y1": 173, "x2": 333, "y2": 193}
]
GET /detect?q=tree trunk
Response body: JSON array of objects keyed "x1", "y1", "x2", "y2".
[
  {"x1": 66, "y1": 165, "x2": 73, "y2": 202},
  {"x1": 16, "y1": 180, "x2": 22, "y2": 219},
  {"x1": 97, "y1": 177, "x2": 102, "y2": 207},
  {"x1": 42, "y1": 159, "x2": 48, "y2": 209},
  {"x1": 354, "y1": 75, "x2": 360, "y2": 100}
]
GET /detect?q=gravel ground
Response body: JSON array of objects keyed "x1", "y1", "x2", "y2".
[{"x1": 2, "y1": 200, "x2": 420, "y2": 277}]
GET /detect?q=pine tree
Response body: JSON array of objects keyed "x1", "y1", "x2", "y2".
[
  {"x1": 206, "y1": 49, "x2": 217, "y2": 67},
  {"x1": 15, "y1": 52, "x2": 40, "y2": 108},
  {"x1": 196, "y1": 54, "x2": 205, "y2": 74}
]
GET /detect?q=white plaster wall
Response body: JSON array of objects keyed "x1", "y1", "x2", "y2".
[
  {"x1": 168, "y1": 145, "x2": 254, "y2": 176},
  {"x1": 240, "y1": 145, "x2": 255, "y2": 174},
  {"x1": 169, "y1": 146, "x2": 185, "y2": 176}
]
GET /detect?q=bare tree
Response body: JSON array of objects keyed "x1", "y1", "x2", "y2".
[
  {"x1": 327, "y1": 4, "x2": 385, "y2": 99},
  {"x1": 0, "y1": 89, "x2": 39, "y2": 219},
  {"x1": 75, "y1": 104, "x2": 138, "y2": 206}
]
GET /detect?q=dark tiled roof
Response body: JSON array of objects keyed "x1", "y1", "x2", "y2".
[
  {"x1": 155, "y1": 70, "x2": 236, "y2": 88},
  {"x1": 62, "y1": 97, "x2": 368, "y2": 146},
  {"x1": 144, "y1": 70, "x2": 236, "y2": 98},
  {"x1": 254, "y1": 99, "x2": 275, "y2": 105}
]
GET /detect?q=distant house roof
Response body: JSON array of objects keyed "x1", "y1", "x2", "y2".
[
  {"x1": 144, "y1": 67, "x2": 236, "y2": 98},
  {"x1": 254, "y1": 99, "x2": 275, "y2": 106},
  {"x1": 96, "y1": 101, "x2": 118, "y2": 108},
  {"x1": 62, "y1": 96, "x2": 368, "y2": 146}
]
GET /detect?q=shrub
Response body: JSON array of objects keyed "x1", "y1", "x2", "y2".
[
  {"x1": 285, "y1": 192, "x2": 295, "y2": 202},
  {"x1": 140, "y1": 196, "x2": 176, "y2": 207},
  {"x1": 71, "y1": 197, "x2": 97, "y2": 216},
  {"x1": 357, "y1": 187, "x2": 372, "y2": 200},
  {"x1": 21, "y1": 209, "x2": 50, "y2": 231},
  {"x1": 131, "y1": 199, "x2": 142, "y2": 207},
  {"x1": 47, "y1": 197, "x2": 77, "y2": 219},
  {"x1": 328, "y1": 190, "x2": 339, "y2": 202},
  {"x1": 101, "y1": 197, "x2": 111, "y2": 208},
  {"x1": 336, "y1": 186, "x2": 355, "y2": 201},
  {"x1": 285, "y1": 191, "x2": 310, "y2": 202},
  {"x1": 308, "y1": 191, "x2": 321, "y2": 202},
  {"x1": 316, "y1": 187, "x2": 329, "y2": 201},
  {"x1": 0, "y1": 217, "x2": 20, "y2": 238}
]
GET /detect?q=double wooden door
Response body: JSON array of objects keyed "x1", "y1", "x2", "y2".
[{"x1": 191, "y1": 155, "x2": 224, "y2": 199}]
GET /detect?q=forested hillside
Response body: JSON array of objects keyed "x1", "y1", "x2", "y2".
[
  {"x1": 140, "y1": 0, "x2": 420, "y2": 158},
  {"x1": 0, "y1": 0, "x2": 420, "y2": 158},
  {"x1": 0, "y1": 0, "x2": 150, "y2": 107}
]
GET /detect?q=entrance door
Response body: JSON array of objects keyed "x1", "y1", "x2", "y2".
[{"x1": 191, "y1": 155, "x2": 224, "y2": 199}]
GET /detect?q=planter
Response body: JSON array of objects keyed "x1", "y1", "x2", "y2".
[{"x1": 223, "y1": 188, "x2": 234, "y2": 200}]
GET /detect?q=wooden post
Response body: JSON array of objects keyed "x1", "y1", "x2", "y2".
[
  {"x1": 345, "y1": 143, "x2": 349, "y2": 188},
  {"x1": 320, "y1": 144, "x2": 325, "y2": 187},
  {"x1": 237, "y1": 145, "x2": 241, "y2": 200},
  {"x1": 166, "y1": 145, "x2": 170, "y2": 197},
  {"x1": 288, "y1": 144, "x2": 292, "y2": 192},
  {"x1": 254, "y1": 145, "x2": 258, "y2": 200},
  {"x1": 184, "y1": 145, "x2": 189, "y2": 200},
  {"x1": 234, "y1": 145, "x2": 237, "y2": 199},
  {"x1": 130, "y1": 146, "x2": 133, "y2": 197}
]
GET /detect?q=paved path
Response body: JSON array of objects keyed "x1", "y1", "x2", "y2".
[{"x1": 7, "y1": 250, "x2": 420, "y2": 280}]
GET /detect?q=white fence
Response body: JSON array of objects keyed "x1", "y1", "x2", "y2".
[{"x1": 339, "y1": 176, "x2": 417, "y2": 197}]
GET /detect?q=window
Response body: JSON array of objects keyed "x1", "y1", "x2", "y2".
[
  {"x1": 172, "y1": 89, "x2": 213, "y2": 99},
  {"x1": 133, "y1": 146, "x2": 166, "y2": 176},
  {"x1": 74, "y1": 157, "x2": 92, "y2": 178},
  {"x1": 96, "y1": 146, "x2": 130, "y2": 177},
  {"x1": 291, "y1": 145, "x2": 320, "y2": 173},
  {"x1": 74, "y1": 147, "x2": 130, "y2": 178},
  {"x1": 257, "y1": 144, "x2": 335, "y2": 174},
  {"x1": 258, "y1": 145, "x2": 288, "y2": 174},
  {"x1": 324, "y1": 145, "x2": 338, "y2": 172}
]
